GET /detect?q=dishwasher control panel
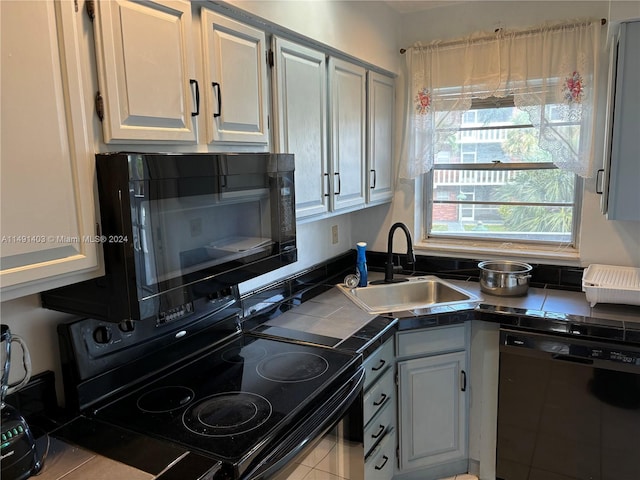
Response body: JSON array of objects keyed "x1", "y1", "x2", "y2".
[{"x1": 501, "y1": 330, "x2": 640, "y2": 366}]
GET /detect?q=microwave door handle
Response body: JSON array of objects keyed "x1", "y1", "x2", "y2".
[
  {"x1": 242, "y1": 368, "x2": 365, "y2": 480},
  {"x1": 140, "y1": 228, "x2": 149, "y2": 254},
  {"x1": 139, "y1": 205, "x2": 149, "y2": 254}
]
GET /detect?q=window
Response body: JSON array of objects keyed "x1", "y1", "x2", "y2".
[
  {"x1": 426, "y1": 96, "x2": 581, "y2": 246},
  {"x1": 402, "y1": 19, "x2": 601, "y2": 253}
]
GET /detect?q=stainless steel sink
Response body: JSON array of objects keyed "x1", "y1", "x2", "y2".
[{"x1": 337, "y1": 276, "x2": 481, "y2": 314}]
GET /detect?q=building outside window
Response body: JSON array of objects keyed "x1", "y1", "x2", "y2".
[{"x1": 427, "y1": 96, "x2": 580, "y2": 245}]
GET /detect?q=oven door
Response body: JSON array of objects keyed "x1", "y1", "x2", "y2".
[{"x1": 242, "y1": 368, "x2": 365, "y2": 480}]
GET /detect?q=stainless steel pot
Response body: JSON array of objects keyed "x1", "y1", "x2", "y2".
[{"x1": 478, "y1": 261, "x2": 533, "y2": 296}]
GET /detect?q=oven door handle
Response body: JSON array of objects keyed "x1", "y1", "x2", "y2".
[{"x1": 243, "y1": 367, "x2": 365, "y2": 480}]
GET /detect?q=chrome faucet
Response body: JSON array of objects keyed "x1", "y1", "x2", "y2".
[{"x1": 382, "y1": 222, "x2": 415, "y2": 283}]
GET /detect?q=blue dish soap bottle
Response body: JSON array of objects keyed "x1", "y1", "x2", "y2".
[{"x1": 356, "y1": 242, "x2": 368, "y2": 287}]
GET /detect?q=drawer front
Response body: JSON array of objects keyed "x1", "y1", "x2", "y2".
[
  {"x1": 364, "y1": 397, "x2": 395, "y2": 456},
  {"x1": 363, "y1": 368, "x2": 394, "y2": 424},
  {"x1": 365, "y1": 428, "x2": 396, "y2": 480},
  {"x1": 396, "y1": 324, "x2": 466, "y2": 358},
  {"x1": 363, "y1": 338, "x2": 394, "y2": 390}
]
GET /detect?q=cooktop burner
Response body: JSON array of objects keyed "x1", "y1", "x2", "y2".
[
  {"x1": 221, "y1": 345, "x2": 267, "y2": 364},
  {"x1": 183, "y1": 392, "x2": 272, "y2": 437},
  {"x1": 137, "y1": 386, "x2": 194, "y2": 413},
  {"x1": 93, "y1": 334, "x2": 358, "y2": 463},
  {"x1": 256, "y1": 352, "x2": 329, "y2": 382}
]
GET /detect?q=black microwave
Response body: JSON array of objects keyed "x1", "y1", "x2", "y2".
[{"x1": 42, "y1": 153, "x2": 296, "y2": 324}]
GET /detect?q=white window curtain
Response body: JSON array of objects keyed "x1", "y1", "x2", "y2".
[{"x1": 400, "y1": 19, "x2": 603, "y2": 179}]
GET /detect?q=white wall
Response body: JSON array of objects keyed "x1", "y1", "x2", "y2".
[
  {"x1": 222, "y1": 0, "x2": 401, "y2": 73},
  {"x1": 353, "y1": 0, "x2": 640, "y2": 268}
]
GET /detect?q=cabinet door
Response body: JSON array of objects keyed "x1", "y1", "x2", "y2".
[
  {"x1": 92, "y1": 0, "x2": 197, "y2": 143},
  {"x1": 272, "y1": 37, "x2": 328, "y2": 218},
  {"x1": 606, "y1": 21, "x2": 640, "y2": 221},
  {"x1": 367, "y1": 72, "x2": 395, "y2": 205},
  {"x1": 397, "y1": 351, "x2": 468, "y2": 472},
  {"x1": 1, "y1": 0, "x2": 98, "y2": 299},
  {"x1": 202, "y1": 10, "x2": 269, "y2": 145},
  {"x1": 329, "y1": 58, "x2": 366, "y2": 212}
]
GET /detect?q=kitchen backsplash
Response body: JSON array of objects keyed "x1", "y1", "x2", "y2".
[
  {"x1": 365, "y1": 251, "x2": 585, "y2": 291},
  {"x1": 241, "y1": 250, "x2": 586, "y2": 334}
]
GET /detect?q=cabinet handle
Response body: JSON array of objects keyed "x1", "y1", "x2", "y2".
[
  {"x1": 323, "y1": 173, "x2": 330, "y2": 197},
  {"x1": 334, "y1": 172, "x2": 341, "y2": 195},
  {"x1": 370, "y1": 169, "x2": 377, "y2": 189},
  {"x1": 371, "y1": 359, "x2": 386, "y2": 371},
  {"x1": 371, "y1": 424, "x2": 385, "y2": 439},
  {"x1": 595, "y1": 168, "x2": 604, "y2": 195},
  {"x1": 212, "y1": 82, "x2": 222, "y2": 118},
  {"x1": 374, "y1": 455, "x2": 389, "y2": 470},
  {"x1": 190, "y1": 79, "x2": 200, "y2": 117},
  {"x1": 460, "y1": 370, "x2": 467, "y2": 392},
  {"x1": 373, "y1": 393, "x2": 387, "y2": 406}
]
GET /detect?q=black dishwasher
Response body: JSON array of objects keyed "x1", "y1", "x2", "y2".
[{"x1": 496, "y1": 329, "x2": 640, "y2": 480}]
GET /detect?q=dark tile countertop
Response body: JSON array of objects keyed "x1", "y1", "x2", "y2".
[{"x1": 259, "y1": 271, "x2": 640, "y2": 355}]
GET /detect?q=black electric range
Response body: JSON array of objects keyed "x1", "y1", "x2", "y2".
[{"x1": 56, "y1": 299, "x2": 363, "y2": 480}]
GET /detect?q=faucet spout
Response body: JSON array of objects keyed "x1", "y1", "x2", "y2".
[{"x1": 383, "y1": 222, "x2": 415, "y2": 283}]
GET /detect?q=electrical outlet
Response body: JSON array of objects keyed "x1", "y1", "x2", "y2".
[
  {"x1": 331, "y1": 225, "x2": 339, "y2": 244},
  {"x1": 190, "y1": 218, "x2": 202, "y2": 237}
]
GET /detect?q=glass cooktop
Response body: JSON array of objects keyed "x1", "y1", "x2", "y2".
[{"x1": 93, "y1": 334, "x2": 358, "y2": 462}]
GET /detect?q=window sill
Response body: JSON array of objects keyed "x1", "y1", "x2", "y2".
[{"x1": 415, "y1": 238, "x2": 581, "y2": 265}]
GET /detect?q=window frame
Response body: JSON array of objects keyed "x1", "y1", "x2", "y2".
[{"x1": 421, "y1": 96, "x2": 583, "y2": 252}]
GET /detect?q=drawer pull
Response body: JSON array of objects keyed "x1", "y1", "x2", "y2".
[
  {"x1": 374, "y1": 455, "x2": 389, "y2": 470},
  {"x1": 371, "y1": 359, "x2": 386, "y2": 371},
  {"x1": 373, "y1": 393, "x2": 387, "y2": 406},
  {"x1": 371, "y1": 424, "x2": 385, "y2": 439}
]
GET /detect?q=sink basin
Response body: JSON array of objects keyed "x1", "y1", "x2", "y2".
[{"x1": 337, "y1": 276, "x2": 481, "y2": 314}]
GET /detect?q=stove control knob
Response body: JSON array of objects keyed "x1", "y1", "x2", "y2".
[
  {"x1": 119, "y1": 319, "x2": 135, "y2": 333},
  {"x1": 93, "y1": 325, "x2": 113, "y2": 344}
]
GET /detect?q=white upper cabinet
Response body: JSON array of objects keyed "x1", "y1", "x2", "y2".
[
  {"x1": 367, "y1": 72, "x2": 395, "y2": 205},
  {"x1": 272, "y1": 37, "x2": 329, "y2": 218},
  {"x1": 1, "y1": 0, "x2": 98, "y2": 300},
  {"x1": 91, "y1": 0, "x2": 198, "y2": 143},
  {"x1": 329, "y1": 58, "x2": 367, "y2": 212},
  {"x1": 201, "y1": 10, "x2": 269, "y2": 146},
  {"x1": 274, "y1": 48, "x2": 393, "y2": 219},
  {"x1": 602, "y1": 21, "x2": 640, "y2": 221}
]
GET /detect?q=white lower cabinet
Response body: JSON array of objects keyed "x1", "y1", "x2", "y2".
[
  {"x1": 363, "y1": 368, "x2": 394, "y2": 423},
  {"x1": 396, "y1": 324, "x2": 469, "y2": 478},
  {"x1": 364, "y1": 395, "x2": 395, "y2": 456},
  {"x1": 365, "y1": 427, "x2": 396, "y2": 480},
  {"x1": 363, "y1": 338, "x2": 395, "y2": 480}
]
